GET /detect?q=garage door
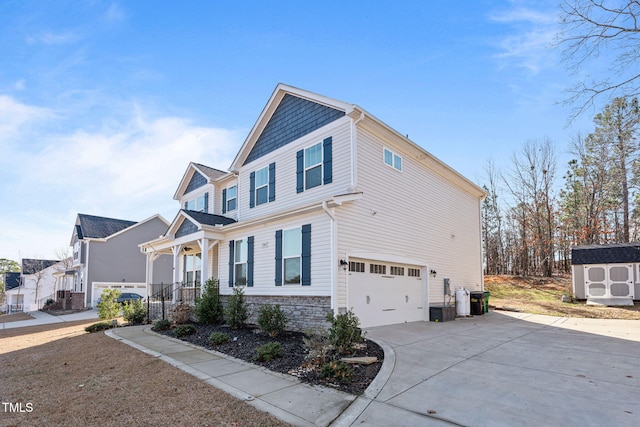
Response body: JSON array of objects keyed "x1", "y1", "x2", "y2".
[
  {"x1": 348, "y1": 259, "x2": 424, "y2": 328},
  {"x1": 93, "y1": 282, "x2": 147, "y2": 306}
]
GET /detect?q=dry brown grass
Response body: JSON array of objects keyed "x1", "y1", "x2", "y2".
[
  {"x1": 0, "y1": 312, "x2": 34, "y2": 323},
  {"x1": 485, "y1": 275, "x2": 640, "y2": 320},
  {"x1": 0, "y1": 320, "x2": 288, "y2": 427}
]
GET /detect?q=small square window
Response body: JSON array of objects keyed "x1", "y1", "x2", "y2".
[{"x1": 384, "y1": 148, "x2": 402, "y2": 171}]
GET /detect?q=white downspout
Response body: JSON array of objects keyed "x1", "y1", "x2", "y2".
[
  {"x1": 322, "y1": 201, "x2": 338, "y2": 314},
  {"x1": 350, "y1": 112, "x2": 365, "y2": 190}
]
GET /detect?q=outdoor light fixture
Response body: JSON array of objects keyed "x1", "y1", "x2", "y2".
[
  {"x1": 430, "y1": 269, "x2": 437, "y2": 277},
  {"x1": 339, "y1": 259, "x2": 348, "y2": 270}
]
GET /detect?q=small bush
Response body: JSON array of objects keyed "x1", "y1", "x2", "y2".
[
  {"x1": 173, "y1": 324, "x2": 196, "y2": 337},
  {"x1": 255, "y1": 341, "x2": 283, "y2": 362},
  {"x1": 85, "y1": 321, "x2": 113, "y2": 333},
  {"x1": 97, "y1": 289, "x2": 121, "y2": 320},
  {"x1": 226, "y1": 286, "x2": 248, "y2": 329},
  {"x1": 172, "y1": 303, "x2": 192, "y2": 324},
  {"x1": 152, "y1": 319, "x2": 171, "y2": 331},
  {"x1": 209, "y1": 331, "x2": 230, "y2": 345},
  {"x1": 326, "y1": 310, "x2": 364, "y2": 354},
  {"x1": 320, "y1": 360, "x2": 354, "y2": 384},
  {"x1": 123, "y1": 299, "x2": 147, "y2": 325},
  {"x1": 302, "y1": 329, "x2": 331, "y2": 363},
  {"x1": 258, "y1": 304, "x2": 288, "y2": 337},
  {"x1": 44, "y1": 298, "x2": 55, "y2": 306},
  {"x1": 194, "y1": 279, "x2": 224, "y2": 324}
]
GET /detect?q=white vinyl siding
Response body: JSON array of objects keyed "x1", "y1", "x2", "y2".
[
  {"x1": 237, "y1": 117, "x2": 351, "y2": 222},
  {"x1": 219, "y1": 211, "x2": 331, "y2": 297},
  {"x1": 335, "y1": 126, "x2": 483, "y2": 309}
]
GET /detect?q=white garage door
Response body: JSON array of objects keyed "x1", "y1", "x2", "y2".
[
  {"x1": 93, "y1": 282, "x2": 147, "y2": 306},
  {"x1": 348, "y1": 259, "x2": 424, "y2": 328}
]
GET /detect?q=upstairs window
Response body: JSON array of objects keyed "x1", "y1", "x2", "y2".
[
  {"x1": 226, "y1": 185, "x2": 237, "y2": 212},
  {"x1": 297, "y1": 137, "x2": 332, "y2": 193},
  {"x1": 384, "y1": 148, "x2": 402, "y2": 171},
  {"x1": 185, "y1": 193, "x2": 208, "y2": 212},
  {"x1": 255, "y1": 167, "x2": 269, "y2": 205},
  {"x1": 304, "y1": 143, "x2": 323, "y2": 190},
  {"x1": 250, "y1": 163, "x2": 275, "y2": 208}
]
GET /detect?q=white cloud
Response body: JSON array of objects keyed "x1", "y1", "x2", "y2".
[
  {"x1": 0, "y1": 95, "x2": 52, "y2": 140},
  {"x1": 105, "y1": 3, "x2": 126, "y2": 22},
  {"x1": 26, "y1": 31, "x2": 79, "y2": 45}
]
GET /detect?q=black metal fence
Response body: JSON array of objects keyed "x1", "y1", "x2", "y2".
[{"x1": 146, "y1": 282, "x2": 201, "y2": 322}]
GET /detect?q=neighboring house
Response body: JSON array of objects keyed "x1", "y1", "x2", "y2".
[
  {"x1": 4, "y1": 259, "x2": 61, "y2": 312},
  {"x1": 571, "y1": 243, "x2": 639, "y2": 306},
  {"x1": 70, "y1": 213, "x2": 173, "y2": 308},
  {"x1": 141, "y1": 84, "x2": 486, "y2": 329}
]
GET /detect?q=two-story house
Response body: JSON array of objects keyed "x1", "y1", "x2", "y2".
[
  {"x1": 141, "y1": 84, "x2": 486, "y2": 329},
  {"x1": 3, "y1": 258, "x2": 61, "y2": 313},
  {"x1": 70, "y1": 213, "x2": 173, "y2": 308}
]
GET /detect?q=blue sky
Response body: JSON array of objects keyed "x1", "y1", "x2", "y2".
[{"x1": 0, "y1": 0, "x2": 599, "y2": 261}]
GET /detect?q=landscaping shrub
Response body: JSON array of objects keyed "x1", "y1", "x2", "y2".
[
  {"x1": 208, "y1": 331, "x2": 230, "y2": 345},
  {"x1": 194, "y1": 279, "x2": 224, "y2": 324},
  {"x1": 172, "y1": 303, "x2": 192, "y2": 324},
  {"x1": 97, "y1": 289, "x2": 121, "y2": 320},
  {"x1": 320, "y1": 360, "x2": 354, "y2": 384},
  {"x1": 226, "y1": 286, "x2": 248, "y2": 329},
  {"x1": 123, "y1": 299, "x2": 147, "y2": 325},
  {"x1": 302, "y1": 329, "x2": 331, "y2": 363},
  {"x1": 255, "y1": 341, "x2": 282, "y2": 362},
  {"x1": 326, "y1": 310, "x2": 364, "y2": 354},
  {"x1": 257, "y1": 304, "x2": 288, "y2": 337},
  {"x1": 85, "y1": 321, "x2": 113, "y2": 333},
  {"x1": 152, "y1": 319, "x2": 171, "y2": 331},
  {"x1": 173, "y1": 324, "x2": 196, "y2": 337}
]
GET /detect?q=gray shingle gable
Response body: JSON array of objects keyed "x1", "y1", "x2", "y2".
[
  {"x1": 243, "y1": 94, "x2": 345, "y2": 165},
  {"x1": 182, "y1": 210, "x2": 237, "y2": 226},
  {"x1": 22, "y1": 258, "x2": 58, "y2": 275},
  {"x1": 571, "y1": 243, "x2": 640, "y2": 265},
  {"x1": 77, "y1": 214, "x2": 137, "y2": 239}
]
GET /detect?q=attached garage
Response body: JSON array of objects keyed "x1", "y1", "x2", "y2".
[
  {"x1": 571, "y1": 244, "x2": 639, "y2": 306},
  {"x1": 92, "y1": 282, "x2": 147, "y2": 307},
  {"x1": 347, "y1": 258, "x2": 426, "y2": 328}
]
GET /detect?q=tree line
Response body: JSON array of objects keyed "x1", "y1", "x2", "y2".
[{"x1": 482, "y1": 97, "x2": 640, "y2": 276}]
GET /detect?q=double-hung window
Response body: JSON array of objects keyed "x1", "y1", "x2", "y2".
[
  {"x1": 384, "y1": 148, "x2": 402, "y2": 171},
  {"x1": 234, "y1": 239, "x2": 248, "y2": 286},
  {"x1": 249, "y1": 163, "x2": 275, "y2": 208},
  {"x1": 304, "y1": 143, "x2": 323, "y2": 190},
  {"x1": 224, "y1": 185, "x2": 237, "y2": 213},
  {"x1": 183, "y1": 253, "x2": 202, "y2": 286},
  {"x1": 255, "y1": 167, "x2": 269, "y2": 205},
  {"x1": 185, "y1": 193, "x2": 207, "y2": 212},
  {"x1": 283, "y1": 228, "x2": 302, "y2": 284}
]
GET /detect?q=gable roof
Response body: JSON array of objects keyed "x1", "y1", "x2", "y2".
[
  {"x1": 173, "y1": 162, "x2": 230, "y2": 200},
  {"x1": 182, "y1": 210, "x2": 237, "y2": 227},
  {"x1": 77, "y1": 214, "x2": 137, "y2": 239},
  {"x1": 571, "y1": 243, "x2": 640, "y2": 265},
  {"x1": 22, "y1": 258, "x2": 59, "y2": 275},
  {"x1": 4, "y1": 271, "x2": 21, "y2": 290}
]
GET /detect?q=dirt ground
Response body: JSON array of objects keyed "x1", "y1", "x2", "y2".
[
  {"x1": 485, "y1": 275, "x2": 640, "y2": 320},
  {"x1": 0, "y1": 320, "x2": 288, "y2": 427},
  {"x1": 0, "y1": 312, "x2": 33, "y2": 323}
]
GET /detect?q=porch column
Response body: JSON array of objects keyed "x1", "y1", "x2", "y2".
[
  {"x1": 172, "y1": 245, "x2": 182, "y2": 303},
  {"x1": 199, "y1": 238, "x2": 209, "y2": 288}
]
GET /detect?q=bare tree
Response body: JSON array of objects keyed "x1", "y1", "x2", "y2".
[{"x1": 559, "y1": 1, "x2": 640, "y2": 118}]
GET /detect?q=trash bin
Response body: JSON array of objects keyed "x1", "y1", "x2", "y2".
[
  {"x1": 470, "y1": 292, "x2": 484, "y2": 315},
  {"x1": 483, "y1": 291, "x2": 490, "y2": 313}
]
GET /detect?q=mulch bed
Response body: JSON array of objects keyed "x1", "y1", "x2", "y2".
[{"x1": 159, "y1": 323, "x2": 384, "y2": 395}]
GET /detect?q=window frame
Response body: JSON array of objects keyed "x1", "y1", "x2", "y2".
[
  {"x1": 234, "y1": 238, "x2": 248, "y2": 286},
  {"x1": 226, "y1": 185, "x2": 237, "y2": 212},
  {"x1": 383, "y1": 148, "x2": 402, "y2": 172},
  {"x1": 185, "y1": 194, "x2": 206, "y2": 212},
  {"x1": 282, "y1": 227, "x2": 302, "y2": 285},
  {"x1": 183, "y1": 253, "x2": 202, "y2": 286},
  {"x1": 304, "y1": 142, "x2": 323, "y2": 190},
  {"x1": 255, "y1": 166, "x2": 269, "y2": 206}
]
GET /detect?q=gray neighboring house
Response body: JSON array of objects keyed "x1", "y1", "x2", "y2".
[{"x1": 70, "y1": 213, "x2": 173, "y2": 307}]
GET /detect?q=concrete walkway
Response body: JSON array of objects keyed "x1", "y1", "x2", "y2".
[
  {"x1": 337, "y1": 311, "x2": 640, "y2": 427},
  {"x1": 105, "y1": 312, "x2": 640, "y2": 426},
  {"x1": 0, "y1": 309, "x2": 98, "y2": 329},
  {"x1": 107, "y1": 326, "x2": 355, "y2": 427}
]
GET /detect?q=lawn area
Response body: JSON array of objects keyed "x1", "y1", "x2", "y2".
[{"x1": 485, "y1": 275, "x2": 640, "y2": 320}]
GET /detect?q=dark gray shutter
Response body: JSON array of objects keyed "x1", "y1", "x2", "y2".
[
  {"x1": 204, "y1": 192, "x2": 209, "y2": 213},
  {"x1": 268, "y1": 162, "x2": 276, "y2": 202},
  {"x1": 275, "y1": 230, "x2": 282, "y2": 286},
  {"x1": 184, "y1": 202, "x2": 188, "y2": 209},
  {"x1": 249, "y1": 171, "x2": 256, "y2": 208},
  {"x1": 247, "y1": 236, "x2": 254, "y2": 287},
  {"x1": 228, "y1": 240, "x2": 235, "y2": 287},
  {"x1": 222, "y1": 189, "x2": 227, "y2": 214},
  {"x1": 296, "y1": 150, "x2": 304, "y2": 193},
  {"x1": 302, "y1": 224, "x2": 311, "y2": 286},
  {"x1": 323, "y1": 136, "x2": 332, "y2": 184}
]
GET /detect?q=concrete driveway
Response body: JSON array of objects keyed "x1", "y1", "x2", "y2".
[{"x1": 335, "y1": 311, "x2": 640, "y2": 427}]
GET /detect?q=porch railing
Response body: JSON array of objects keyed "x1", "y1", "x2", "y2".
[{"x1": 146, "y1": 282, "x2": 201, "y2": 322}]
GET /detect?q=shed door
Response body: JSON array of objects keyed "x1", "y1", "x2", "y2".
[{"x1": 584, "y1": 264, "x2": 634, "y2": 299}]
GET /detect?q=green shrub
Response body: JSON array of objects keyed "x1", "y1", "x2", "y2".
[
  {"x1": 85, "y1": 321, "x2": 113, "y2": 333},
  {"x1": 44, "y1": 298, "x2": 55, "y2": 306},
  {"x1": 226, "y1": 286, "x2": 248, "y2": 329},
  {"x1": 152, "y1": 319, "x2": 171, "y2": 331},
  {"x1": 194, "y1": 279, "x2": 224, "y2": 324},
  {"x1": 257, "y1": 304, "x2": 288, "y2": 337},
  {"x1": 255, "y1": 341, "x2": 283, "y2": 362},
  {"x1": 123, "y1": 299, "x2": 147, "y2": 325},
  {"x1": 320, "y1": 360, "x2": 354, "y2": 383},
  {"x1": 209, "y1": 331, "x2": 230, "y2": 345},
  {"x1": 326, "y1": 310, "x2": 364, "y2": 354},
  {"x1": 97, "y1": 289, "x2": 121, "y2": 320},
  {"x1": 173, "y1": 324, "x2": 196, "y2": 337}
]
